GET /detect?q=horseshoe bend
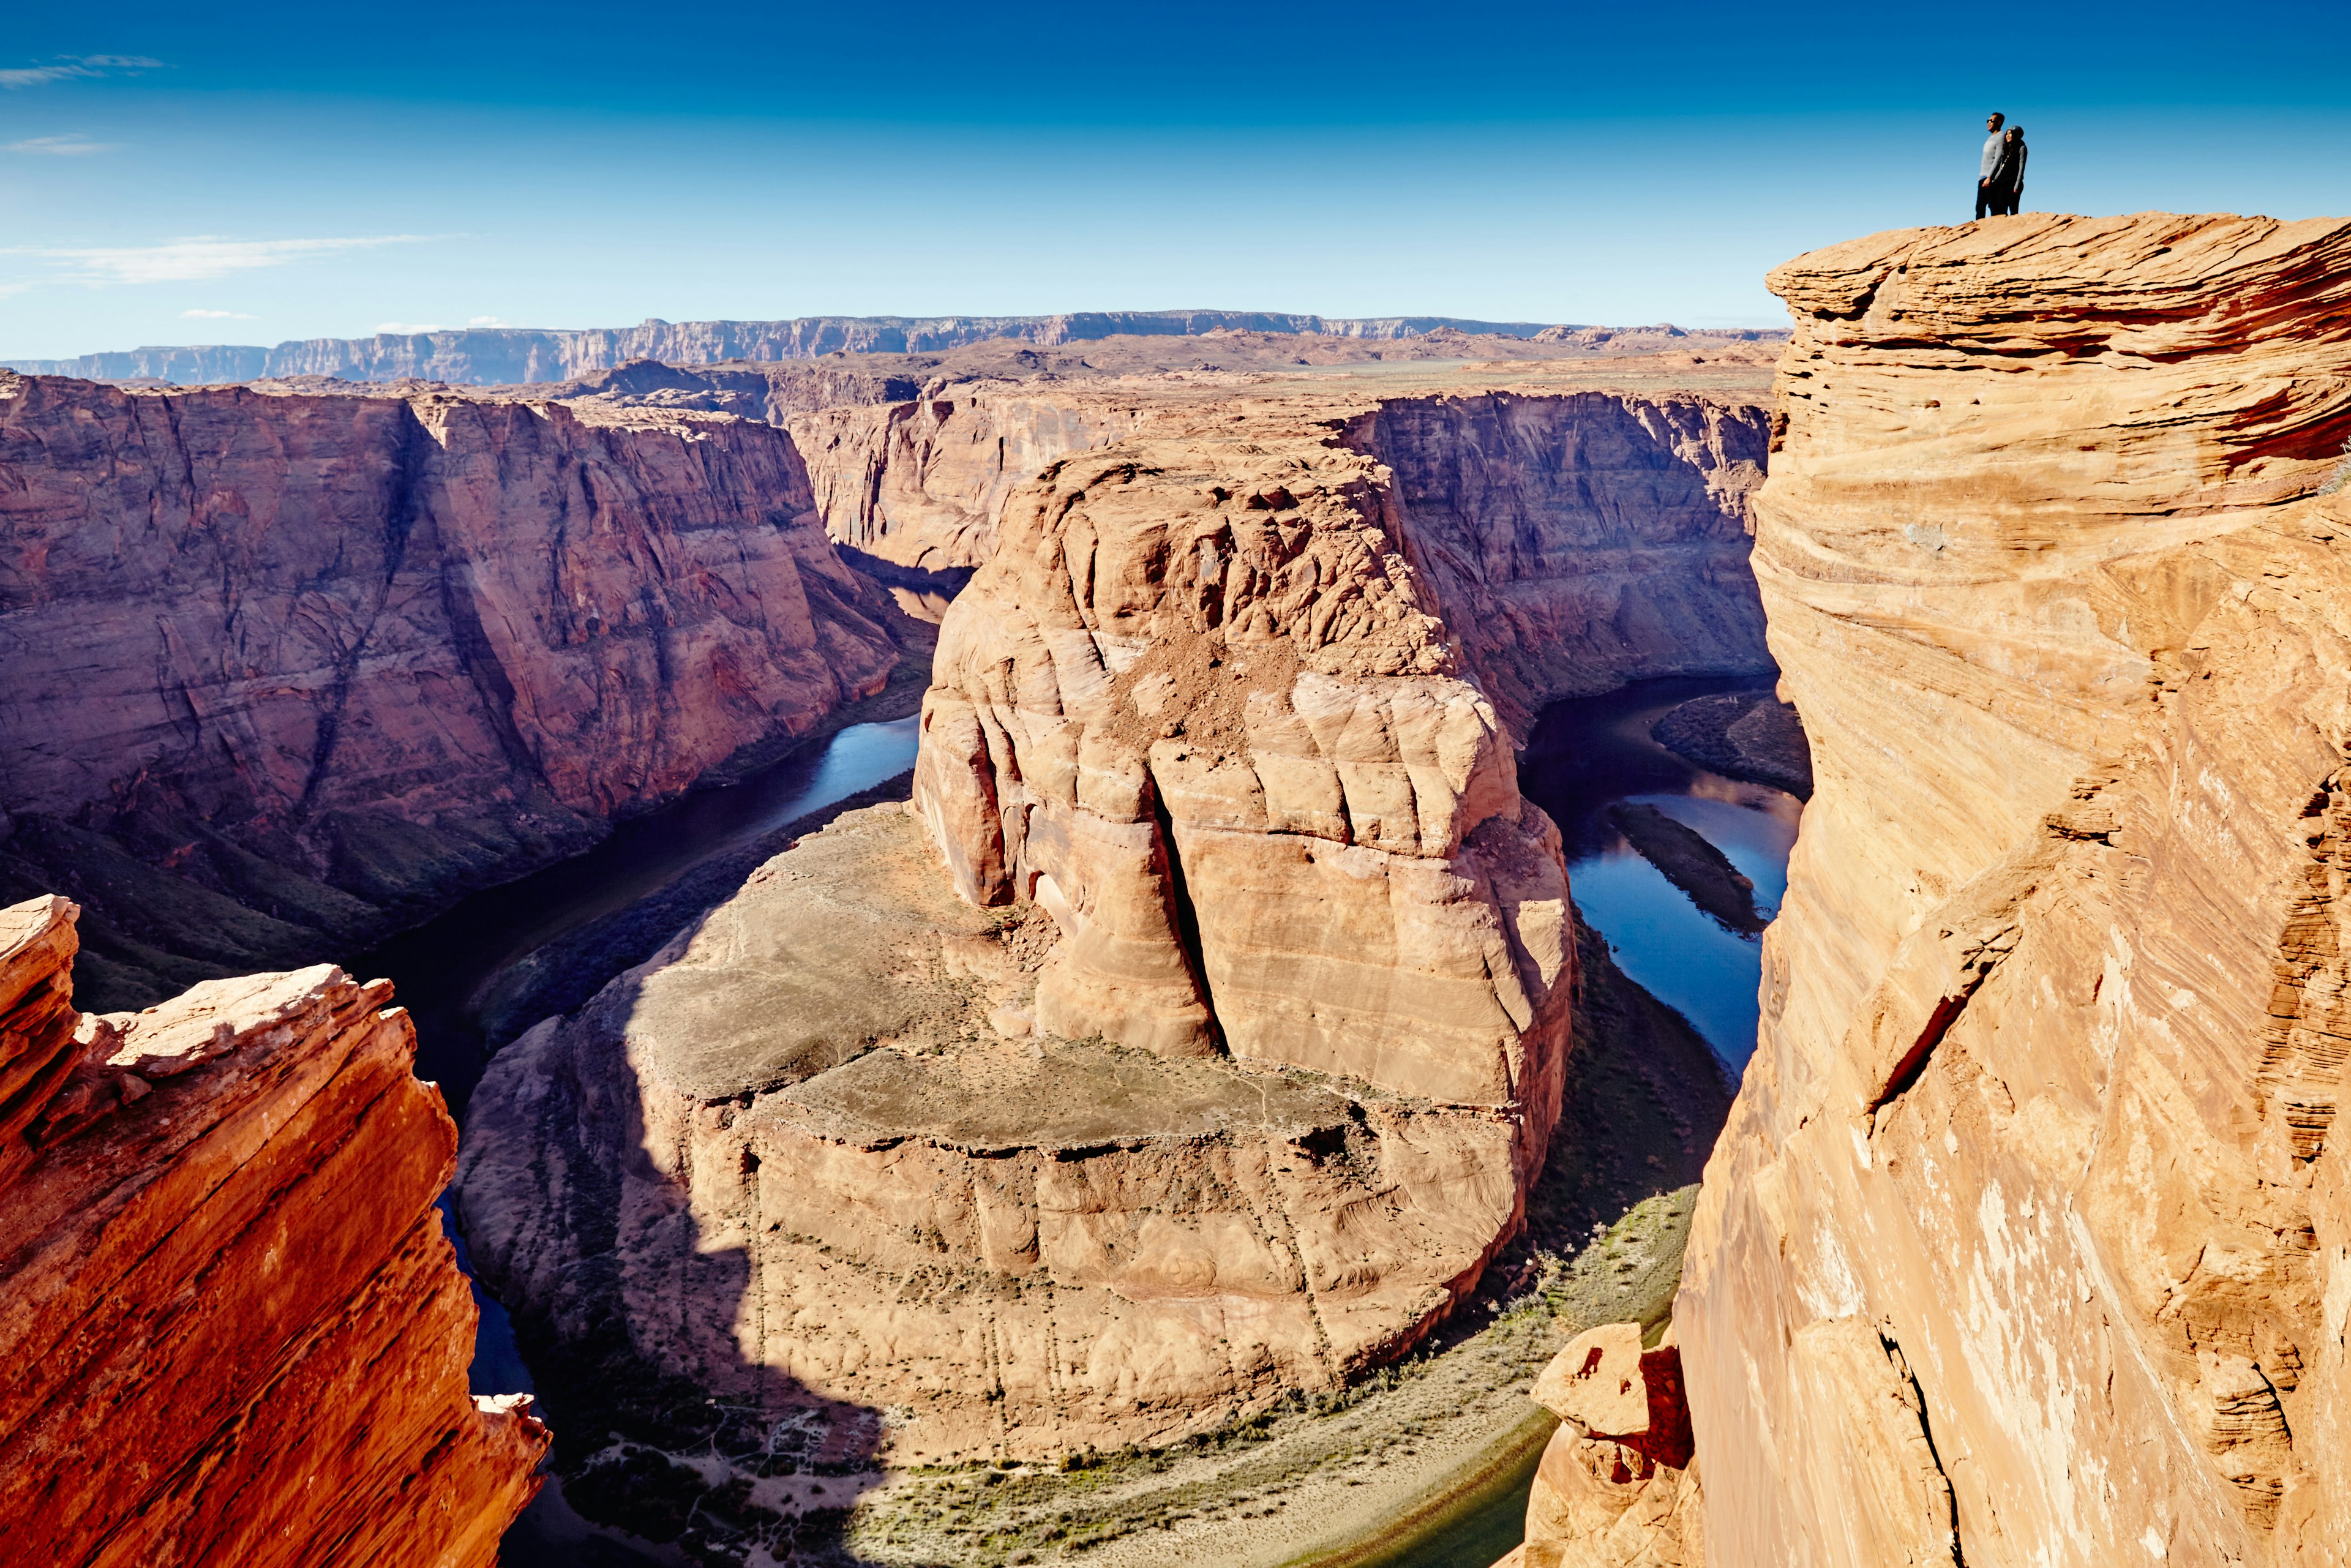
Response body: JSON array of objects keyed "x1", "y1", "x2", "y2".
[{"x1": 2, "y1": 209, "x2": 2349, "y2": 1566}]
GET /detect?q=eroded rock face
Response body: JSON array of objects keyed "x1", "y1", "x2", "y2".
[
  {"x1": 0, "y1": 893, "x2": 546, "y2": 1564},
  {"x1": 912, "y1": 408, "x2": 1575, "y2": 1113},
  {"x1": 459, "y1": 806, "x2": 1529, "y2": 1463},
  {"x1": 457, "y1": 366, "x2": 1783, "y2": 1469},
  {"x1": 1341, "y1": 392, "x2": 1772, "y2": 735},
  {"x1": 0, "y1": 373, "x2": 903, "y2": 1008},
  {"x1": 789, "y1": 391, "x2": 1152, "y2": 573},
  {"x1": 1679, "y1": 213, "x2": 2351, "y2": 1565},
  {"x1": 784, "y1": 383, "x2": 1774, "y2": 700},
  {"x1": 1502, "y1": 1322, "x2": 1702, "y2": 1568}
]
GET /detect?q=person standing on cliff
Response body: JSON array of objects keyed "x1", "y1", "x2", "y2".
[
  {"x1": 1975, "y1": 112, "x2": 2006, "y2": 219},
  {"x1": 1989, "y1": 125, "x2": 2029, "y2": 214}
]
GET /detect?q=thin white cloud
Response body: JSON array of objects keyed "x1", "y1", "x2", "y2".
[
  {"x1": 0, "y1": 55, "x2": 165, "y2": 89},
  {"x1": 375, "y1": 322, "x2": 448, "y2": 335},
  {"x1": 468, "y1": 315, "x2": 513, "y2": 328},
  {"x1": 7, "y1": 234, "x2": 431, "y2": 285},
  {"x1": 181, "y1": 308, "x2": 257, "y2": 320},
  {"x1": 5, "y1": 134, "x2": 113, "y2": 155}
]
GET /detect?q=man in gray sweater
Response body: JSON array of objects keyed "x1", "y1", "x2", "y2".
[{"x1": 1974, "y1": 112, "x2": 2006, "y2": 220}]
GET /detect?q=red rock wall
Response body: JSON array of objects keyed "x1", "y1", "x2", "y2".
[
  {"x1": 1341, "y1": 391, "x2": 1772, "y2": 737},
  {"x1": 1680, "y1": 213, "x2": 2351, "y2": 1567},
  {"x1": 0, "y1": 892, "x2": 546, "y2": 1566},
  {"x1": 0, "y1": 373, "x2": 904, "y2": 1007},
  {"x1": 790, "y1": 392, "x2": 1150, "y2": 573}
]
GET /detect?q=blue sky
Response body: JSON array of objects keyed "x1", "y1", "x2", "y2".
[{"x1": 4, "y1": 1, "x2": 2349, "y2": 361}]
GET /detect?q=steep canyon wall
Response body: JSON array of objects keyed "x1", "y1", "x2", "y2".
[
  {"x1": 459, "y1": 371, "x2": 1779, "y2": 1476},
  {"x1": 786, "y1": 381, "x2": 1774, "y2": 708},
  {"x1": 1681, "y1": 212, "x2": 2351, "y2": 1566},
  {"x1": 1344, "y1": 391, "x2": 1771, "y2": 735},
  {"x1": 0, "y1": 373, "x2": 906, "y2": 1008},
  {"x1": 0, "y1": 893, "x2": 546, "y2": 1565},
  {"x1": 790, "y1": 391, "x2": 1155, "y2": 572}
]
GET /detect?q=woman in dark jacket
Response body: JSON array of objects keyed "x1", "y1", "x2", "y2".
[{"x1": 1990, "y1": 126, "x2": 2028, "y2": 215}]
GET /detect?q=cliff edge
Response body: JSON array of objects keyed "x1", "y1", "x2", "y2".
[
  {"x1": 1681, "y1": 212, "x2": 2351, "y2": 1564},
  {"x1": 0, "y1": 893, "x2": 547, "y2": 1564}
]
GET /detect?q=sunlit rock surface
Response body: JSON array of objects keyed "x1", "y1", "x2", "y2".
[
  {"x1": 459, "y1": 364, "x2": 1780, "y2": 1462},
  {"x1": 0, "y1": 373, "x2": 902, "y2": 1008},
  {"x1": 0, "y1": 894, "x2": 546, "y2": 1564},
  {"x1": 1680, "y1": 212, "x2": 2351, "y2": 1566}
]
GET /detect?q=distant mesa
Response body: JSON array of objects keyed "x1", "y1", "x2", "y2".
[{"x1": 4, "y1": 310, "x2": 1789, "y2": 387}]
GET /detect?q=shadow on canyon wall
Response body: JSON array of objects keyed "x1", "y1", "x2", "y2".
[
  {"x1": 479, "y1": 884, "x2": 1733, "y2": 1568},
  {"x1": 490, "y1": 974, "x2": 894, "y2": 1567},
  {"x1": 828, "y1": 545, "x2": 977, "y2": 624}
]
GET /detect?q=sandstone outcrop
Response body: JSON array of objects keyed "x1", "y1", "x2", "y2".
[
  {"x1": 1343, "y1": 392, "x2": 1773, "y2": 733},
  {"x1": 1679, "y1": 212, "x2": 2351, "y2": 1565},
  {"x1": 1497, "y1": 1322, "x2": 1701, "y2": 1568},
  {"x1": 559, "y1": 354, "x2": 1776, "y2": 650},
  {"x1": 0, "y1": 372, "x2": 906, "y2": 1009},
  {"x1": 459, "y1": 804, "x2": 1536, "y2": 1463},
  {"x1": 456, "y1": 357, "x2": 1786, "y2": 1473},
  {"x1": 912, "y1": 403, "x2": 1580, "y2": 1106},
  {"x1": 0, "y1": 893, "x2": 546, "y2": 1564}
]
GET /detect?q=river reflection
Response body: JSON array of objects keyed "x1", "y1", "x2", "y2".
[{"x1": 1519, "y1": 677, "x2": 1802, "y2": 1068}]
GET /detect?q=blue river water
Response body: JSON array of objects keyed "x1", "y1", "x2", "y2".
[
  {"x1": 1520, "y1": 677, "x2": 1801, "y2": 1069},
  {"x1": 369, "y1": 680, "x2": 1794, "y2": 1566}
]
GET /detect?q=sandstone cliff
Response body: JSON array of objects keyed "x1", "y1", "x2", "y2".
[
  {"x1": 784, "y1": 378, "x2": 1771, "y2": 715},
  {"x1": 0, "y1": 892, "x2": 546, "y2": 1564},
  {"x1": 789, "y1": 391, "x2": 1152, "y2": 573},
  {"x1": 1341, "y1": 391, "x2": 1771, "y2": 735},
  {"x1": 460, "y1": 803, "x2": 1543, "y2": 1465},
  {"x1": 912, "y1": 404, "x2": 1580, "y2": 1106},
  {"x1": 456, "y1": 362, "x2": 1780, "y2": 1476},
  {"x1": 1679, "y1": 212, "x2": 2351, "y2": 1565},
  {"x1": 0, "y1": 372, "x2": 906, "y2": 1010}
]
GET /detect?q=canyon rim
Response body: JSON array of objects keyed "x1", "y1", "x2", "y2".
[
  {"x1": 1678, "y1": 211, "x2": 2351, "y2": 1567},
  {"x1": 5, "y1": 204, "x2": 2350, "y2": 1568}
]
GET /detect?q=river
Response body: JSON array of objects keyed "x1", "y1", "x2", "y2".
[
  {"x1": 346, "y1": 716, "x2": 924, "y2": 1568},
  {"x1": 364, "y1": 678, "x2": 1793, "y2": 1566},
  {"x1": 1356, "y1": 674, "x2": 1799, "y2": 1568}
]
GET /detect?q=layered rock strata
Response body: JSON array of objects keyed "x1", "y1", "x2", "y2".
[
  {"x1": 522, "y1": 358, "x2": 1778, "y2": 682},
  {"x1": 0, "y1": 893, "x2": 546, "y2": 1564},
  {"x1": 457, "y1": 363, "x2": 1785, "y2": 1466},
  {"x1": 1340, "y1": 393, "x2": 1772, "y2": 733},
  {"x1": 911, "y1": 408, "x2": 1579, "y2": 1106},
  {"x1": 0, "y1": 372, "x2": 904, "y2": 1009},
  {"x1": 790, "y1": 391, "x2": 1152, "y2": 573},
  {"x1": 1681, "y1": 212, "x2": 2351, "y2": 1564},
  {"x1": 460, "y1": 804, "x2": 1537, "y2": 1463}
]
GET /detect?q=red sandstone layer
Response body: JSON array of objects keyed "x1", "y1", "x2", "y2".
[
  {"x1": 0, "y1": 893, "x2": 546, "y2": 1565},
  {"x1": 1681, "y1": 212, "x2": 2351, "y2": 1566}
]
